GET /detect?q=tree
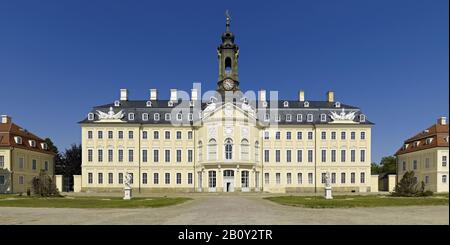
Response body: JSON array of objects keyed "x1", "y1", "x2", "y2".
[
  {"x1": 31, "y1": 170, "x2": 60, "y2": 196},
  {"x1": 371, "y1": 156, "x2": 396, "y2": 175},
  {"x1": 61, "y1": 144, "x2": 82, "y2": 177},
  {"x1": 392, "y1": 171, "x2": 433, "y2": 197}
]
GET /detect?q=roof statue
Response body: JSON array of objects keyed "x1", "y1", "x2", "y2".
[
  {"x1": 96, "y1": 107, "x2": 124, "y2": 122},
  {"x1": 329, "y1": 108, "x2": 357, "y2": 123}
]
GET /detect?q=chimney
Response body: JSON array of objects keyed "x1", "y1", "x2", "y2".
[
  {"x1": 298, "y1": 90, "x2": 305, "y2": 102},
  {"x1": 120, "y1": 89, "x2": 128, "y2": 101},
  {"x1": 170, "y1": 89, "x2": 177, "y2": 101},
  {"x1": 1, "y1": 115, "x2": 11, "y2": 124},
  {"x1": 327, "y1": 91, "x2": 334, "y2": 103},
  {"x1": 191, "y1": 88, "x2": 198, "y2": 101},
  {"x1": 258, "y1": 89, "x2": 266, "y2": 101},
  {"x1": 150, "y1": 89, "x2": 158, "y2": 100},
  {"x1": 438, "y1": 117, "x2": 447, "y2": 125}
]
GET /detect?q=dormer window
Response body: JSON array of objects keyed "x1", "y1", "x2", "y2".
[
  {"x1": 360, "y1": 114, "x2": 366, "y2": 122},
  {"x1": 425, "y1": 138, "x2": 433, "y2": 145},
  {"x1": 414, "y1": 141, "x2": 420, "y2": 147},
  {"x1": 168, "y1": 101, "x2": 174, "y2": 107},
  {"x1": 243, "y1": 98, "x2": 248, "y2": 104},
  {"x1": 14, "y1": 136, "x2": 22, "y2": 144},
  {"x1": 320, "y1": 114, "x2": 327, "y2": 122},
  {"x1": 142, "y1": 113, "x2": 149, "y2": 121},
  {"x1": 146, "y1": 101, "x2": 152, "y2": 107},
  {"x1": 307, "y1": 114, "x2": 313, "y2": 122},
  {"x1": 128, "y1": 113, "x2": 135, "y2": 120},
  {"x1": 114, "y1": 100, "x2": 120, "y2": 107},
  {"x1": 283, "y1": 101, "x2": 289, "y2": 107},
  {"x1": 275, "y1": 114, "x2": 281, "y2": 122},
  {"x1": 41, "y1": 143, "x2": 48, "y2": 150},
  {"x1": 403, "y1": 144, "x2": 409, "y2": 150},
  {"x1": 297, "y1": 114, "x2": 302, "y2": 122},
  {"x1": 334, "y1": 102, "x2": 341, "y2": 108},
  {"x1": 88, "y1": 113, "x2": 94, "y2": 121},
  {"x1": 29, "y1": 140, "x2": 36, "y2": 147},
  {"x1": 188, "y1": 113, "x2": 193, "y2": 121},
  {"x1": 445, "y1": 136, "x2": 449, "y2": 143},
  {"x1": 262, "y1": 101, "x2": 268, "y2": 108},
  {"x1": 264, "y1": 114, "x2": 270, "y2": 122},
  {"x1": 165, "y1": 113, "x2": 171, "y2": 121},
  {"x1": 286, "y1": 114, "x2": 292, "y2": 122},
  {"x1": 154, "y1": 113, "x2": 160, "y2": 121},
  {"x1": 177, "y1": 113, "x2": 182, "y2": 121},
  {"x1": 304, "y1": 101, "x2": 309, "y2": 108}
]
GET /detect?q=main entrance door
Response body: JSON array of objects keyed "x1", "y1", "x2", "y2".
[{"x1": 223, "y1": 170, "x2": 235, "y2": 192}]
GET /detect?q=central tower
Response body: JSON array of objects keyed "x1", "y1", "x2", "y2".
[{"x1": 217, "y1": 11, "x2": 240, "y2": 92}]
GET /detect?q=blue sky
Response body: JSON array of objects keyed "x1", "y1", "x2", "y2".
[{"x1": 0, "y1": 0, "x2": 448, "y2": 163}]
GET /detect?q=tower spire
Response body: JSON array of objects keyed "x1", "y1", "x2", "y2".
[{"x1": 225, "y1": 10, "x2": 231, "y2": 32}]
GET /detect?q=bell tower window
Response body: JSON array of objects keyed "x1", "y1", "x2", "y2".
[{"x1": 225, "y1": 57, "x2": 232, "y2": 75}]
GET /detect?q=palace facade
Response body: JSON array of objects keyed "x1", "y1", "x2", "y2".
[{"x1": 78, "y1": 16, "x2": 375, "y2": 193}]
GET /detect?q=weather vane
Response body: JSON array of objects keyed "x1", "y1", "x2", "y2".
[{"x1": 225, "y1": 10, "x2": 231, "y2": 26}]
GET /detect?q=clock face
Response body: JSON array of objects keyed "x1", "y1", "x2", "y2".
[{"x1": 223, "y1": 79, "x2": 235, "y2": 90}]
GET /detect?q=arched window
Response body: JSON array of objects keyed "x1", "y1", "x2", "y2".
[
  {"x1": 198, "y1": 141, "x2": 203, "y2": 161},
  {"x1": 255, "y1": 141, "x2": 260, "y2": 161},
  {"x1": 225, "y1": 57, "x2": 232, "y2": 75},
  {"x1": 241, "y1": 139, "x2": 249, "y2": 160},
  {"x1": 225, "y1": 138, "x2": 233, "y2": 160},
  {"x1": 208, "y1": 139, "x2": 217, "y2": 160}
]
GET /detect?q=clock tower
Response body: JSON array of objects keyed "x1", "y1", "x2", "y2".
[{"x1": 217, "y1": 10, "x2": 240, "y2": 92}]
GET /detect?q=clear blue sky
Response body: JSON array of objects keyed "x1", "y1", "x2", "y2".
[{"x1": 0, "y1": 0, "x2": 448, "y2": 163}]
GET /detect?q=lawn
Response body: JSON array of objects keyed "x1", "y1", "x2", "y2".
[
  {"x1": 0, "y1": 195, "x2": 190, "y2": 208},
  {"x1": 265, "y1": 194, "x2": 449, "y2": 208}
]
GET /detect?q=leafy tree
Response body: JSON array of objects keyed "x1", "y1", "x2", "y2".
[
  {"x1": 392, "y1": 171, "x2": 433, "y2": 197},
  {"x1": 61, "y1": 144, "x2": 82, "y2": 177},
  {"x1": 31, "y1": 170, "x2": 60, "y2": 197},
  {"x1": 371, "y1": 156, "x2": 397, "y2": 175}
]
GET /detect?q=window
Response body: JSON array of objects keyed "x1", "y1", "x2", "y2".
[
  {"x1": 98, "y1": 131, "x2": 103, "y2": 139},
  {"x1": 188, "y1": 131, "x2": 193, "y2": 139},
  {"x1": 241, "y1": 139, "x2": 249, "y2": 160},
  {"x1": 331, "y1": 150, "x2": 336, "y2": 162},
  {"x1": 361, "y1": 132, "x2": 366, "y2": 140},
  {"x1": 286, "y1": 114, "x2": 292, "y2": 122},
  {"x1": 98, "y1": 149, "x2": 103, "y2": 162},
  {"x1": 242, "y1": 171, "x2": 249, "y2": 188},
  {"x1": 255, "y1": 141, "x2": 260, "y2": 161},
  {"x1": 140, "y1": 173, "x2": 147, "y2": 184},
  {"x1": 331, "y1": 173, "x2": 336, "y2": 184},
  {"x1": 360, "y1": 114, "x2": 366, "y2": 122},
  {"x1": 118, "y1": 131, "x2": 124, "y2": 139},
  {"x1": 128, "y1": 149, "x2": 134, "y2": 162},
  {"x1": 321, "y1": 131, "x2": 326, "y2": 140},
  {"x1": 44, "y1": 161, "x2": 49, "y2": 171},
  {"x1": 165, "y1": 173, "x2": 170, "y2": 184},
  {"x1": 308, "y1": 150, "x2": 313, "y2": 163},
  {"x1": 87, "y1": 149, "x2": 93, "y2": 162},
  {"x1": 287, "y1": 173, "x2": 292, "y2": 184},
  {"x1": 425, "y1": 176, "x2": 429, "y2": 184},
  {"x1": 331, "y1": 132, "x2": 336, "y2": 140},
  {"x1": 176, "y1": 131, "x2": 182, "y2": 139},
  {"x1": 425, "y1": 158, "x2": 430, "y2": 168},
  {"x1": 351, "y1": 132, "x2": 355, "y2": 140},
  {"x1": 307, "y1": 114, "x2": 313, "y2": 122},
  {"x1": 108, "y1": 149, "x2": 113, "y2": 162},
  {"x1": 32, "y1": 159, "x2": 37, "y2": 170},
  {"x1": 88, "y1": 173, "x2": 93, "y2": 184},
  {"x1": 264, "y1": 150, "x2": 270, "y2": 162},
  {"x1": 165, "y1": 113, "x2": 171, "y2": 121},
  {"x1": 286, "y1": 150, "x2": 292, "y2": 162},
  {"x1": 351, "y1": 173, "x2": 355, "y2": 183},
  {"x1": 308, "y1": 173, "x2": 313, "y2": 184},
  {"x1": 275, "y1": 114, "x2": 281, "y2": 122},
  {"x1": 188, "y1": 113, "x2": 193, "y2": 121},
  {"x1": 304, "y1": 101, "x2": 309, "y2": 107},
  {"x1": 146, "y1": 101, "x2": 152, "y2": 107},
  {"x1": 286, "y1": 132, "x2": 292, "y2": 140},
  {"x1": 114, "y1": 100, "x2": 120, "y2": 107},
  {"x1": 341, "y1": 173, "x2": 346, "y2": 184},
  {"x1": 188, "y1": 173, "x2": 193, "y2": 184},
  {"x1": 98, "y1": 173, "x2": 103, "y2": 184},
  {"x1": 297, "y1": 173, "x2": 302, "y2": 184},
  {"x1": 225, "y1": 138, "x2": 233, "y2": 160},
  {"x1": 413, "y1": 160, "x2": 417, "y2": 170},
  {"x1": 128, "y1": 131, "x2": 133, "y2": 139},
  {"x1": 108, "y1": 173, "x2": 113, "y2": 184},
  {"x1": 321, "y1": 150, "x2": 326, "y2": 162},
  {"x1": 154, "y1": 173, "x2": 159, "y2": 184},
  {"x1": 308, "y1": 132, "x2": 313, "y2": 140},
  {"x1": 108, "y1": 131, "x2": 113, "y2": 139},
  {"x1": 118, "y1": 149, "x2": 124, "y2": 162},
  {"x1": 88, "y1": 113, "x2": 94, "y2": 120},
  {"x1": 297, "y1": 131, "x2": 302, "y2": 140},
  {"x1": 283, "y1": 101, "x2": 289, "y2": 107},
  {"x1": 350, "y1": 150, "x2": 355, "y2": 162},
  {"x1": 297, "y1": 114, "x2": 302, "y2": 122},
  {"x1": 320, "y1": 114, "x2": 326, "y2": 122},
  {"x1": 297, "y1": 150, "x2": 302, "y2": 162},
  {"x1": 128, "y1": 113, "x2": 135, "y2": 120},
  {"x1": 153, "y1": 149, "x2": 159, "y2": 162},
  {"x1": 87, "y1": 131, "x2": 93, "y2": 139},
  {"x1": 276, "y1": 173, "x2": 281, "y2": 184},
  {"x1": 142, "y1": 131, "x2": 148, "y2": 139},
  {"x1": 0, "y1": 175, "x2": 4, "y2": 185},
  {"x1": 176, "y1": 150, "x2": 182, "y2": 162},
  {"x1": 321, "y1": 173, "x2": 326, "y2": 184},
  {"x1": 0, "y1": 156, "x2": 4, "y2": 168},
  {"x1": 118, "y1": 173, "x2": 123, "y2": 184},
  {"x1": 18, "y1": 158, "x2": 24, "y2": 169},
  {"x1": 341, "y1": 150, "x2": 346, "y2": 162},
  {"x1": 198, "y1": 141, "x2": 203, "y2": 161},
  {"x1": 275, "y1": 150, "x2": 281, "y2": 162},
  {"x1": 165, "y1": 150, "x2": 170, "y2": 162},
  {"x1": 208, "y1": 139, "x2": 217, "y2": 160},
  {"x1": 264, "y1": 114, "x2": 270, "y2": 122},
  {"x1": 154, "y1": 113, "x2": 160, "y2": 121},
  {"x1": 360, "y1": 172, "x2": 365, "y2": 184},
  {"x1": 142, "y1": 150, "x2": 148, "y2": 162},
  {"x1": 154, "y1": 131, "x2": 159, "y2": 139},
  {"x1": 265, "y1": 173, "x2": 270, "y2": 184},
  {"x1": 264, "y1": 131, "x2": 270, "y2": 140},
  {"x1": 275, "y1": 131, "x2": 281, "y2": 140},
  {"x1": 443, "y1": 156, "x2": 447, "y2": 167},
  {"x1": 208, "y1": 171, "x2": 216, "y2": 188},
  {"x1": 360, "y1": 149, "x2": 366, "y2": 162},
  {"x1": 176, "y1": 173, "x2": 182, "y2": 184},
  {"x1": 188, "y1": 150, "x2": 193, "y2": 162},
  {"x1": 165, "y1": 131, "x2": 170, "y2": 139},
  {"x1": 142, "y1": 113, "x2": 149, "y2": 121},
  {"x1": 402, "y1": 161, "x2": 406, "y2": 171},
  {"x1": 341, "y1": 132, "x2": 346, "y2": 140},
  {"x1": 442, "y1": 175, "x2": 447, "y2": 183}
]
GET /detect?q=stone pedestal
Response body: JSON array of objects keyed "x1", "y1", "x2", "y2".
[
  {"x1": 325, "y1": 186, "x2": 333, "y2": 200},
  {"x1": 123, "y1": 187, "x2": 132, "y2": 200}
]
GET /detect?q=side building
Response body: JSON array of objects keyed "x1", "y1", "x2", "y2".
[
  {"x1": 0, "y1": 115, "x2": 56, "y2": 193},
  {"x1": 395, "y1": 117, "x2": 449, "y2": 193}
]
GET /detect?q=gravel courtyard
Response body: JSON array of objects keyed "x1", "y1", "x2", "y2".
[{"x1": 0, "y1": 194, "x2": 448, "y2": 225}]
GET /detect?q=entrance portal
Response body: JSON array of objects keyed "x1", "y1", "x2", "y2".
[{"x1": 223, "y1": 170, "x2": 235, "y2": 192}]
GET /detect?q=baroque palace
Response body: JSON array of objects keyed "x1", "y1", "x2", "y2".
[{"x1": 78, "y1": 15, "x2": 375, "y2": 193}]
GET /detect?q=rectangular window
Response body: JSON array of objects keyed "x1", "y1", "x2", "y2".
[
  {"x1": 165, "y1": 131, "x2": 170, "y2": 139},
  {"x1": 425, "y1": 175, "x2": 429, "y2": 184},
  {"x1": 176, "y1": 150, "x2": 182, "y2": 162},
  {"x1": 442, "y1": 175, "x2": 447, "y2": 183},
  {"x1": 88, "y1": 173, "x2": 93, "y2": 184},
  {"x1": 44, "y1": 161, "x2": 49, "y2": 171},
  {"x1": 118, "y1": 173, "x2": 123, "y2": 184},
  {"x1": 128, "y1": 149, "x2": 134, "y2": 162},
  {"x1": 264, "y1": 131, "x2": 269, "y2": 140},
  {"x1": 341, "y1": 132, "x2": 346, "y2": 140},
  {"x1": 118, "y1": 149, "x2": 123, "y2": 162},
  {"x1": 275, "y1": 131, "x2": 281, "y2": 140},
  {"x1": 321, "y1": 131, "x2": 326, "y2": 140},
  {"x1": 351, "y1": 132, "x2": 355, "y2": 140},
  {"x1": 176, "y1": 173, "x2": 181, "y2": 184},
  {"x1": 308, "y1": 132, "x2": 313, "y2": 140},
  {"x1": 128, "y1": 131, "x2": 133, "y2": 139},
  {"x1": 165, "y1": 150, "x2": 170, "y2": 162},
  {"x1": 164, "y1": 173, "x2": 170, "y2": 184},
  {"x1": 264, "y1": 150, "x2": 270, "y2": 162},
  {"x1": 265, "y1": 173, "x2": 270, "y2": 184},
  {"x1": 402, "y1": 161, "x2": 406, "y2": 171},
  {"x1": 18, "y1": 176, "x2": 24, "y2": 185},
  {"x1": 98, "y1": 131, "x2": 103, "y2": 139},
  {"x1": 98, "y1": 149, "x2": 103, "y2": 162},
  {"x1": 351, "y1": 172, "x2": 356, "y2": 183},
  {"x1": 142, "y1": 173, "x2": 147, "y2": 184},
  {"x1": 108, "y1": 149, "x2": 113, "y2": 162},
  {"x1": 360, "y1": 149, "x2": 366, "y2": 162},
  {"x1": 142, "y1": 131, "x2": 148, "y2": 139},
  {"x1": 176, "y1": 131, "x2": 182, "y2": 140},
  {"x1": 154, "y1": 149, "x2": 159, "y2": 162},
  {"x1": 18, "y1": 158, "x2": 24, "y2": 169},
  {"x1": 341, "y1": 173, "x2": 346, "y2": 183},
  {"x1": 308, "y1": 173, "x2": 313, "y2": 184},
  {"x1": 331, "y1": 132, "x2": 336, "y2": 140},
  {"x1": 154, "y1": 173, "x2": 159, "y2": 184},
  {"x1": 287, "y1": 173, "x2": 292, "y2": 184},
  {"x1": 360, "y1": 132, "x2": 366, "y2": 140},
  {"x1": 98, "y1": 173, "x2": 103, "y2": 184},
  {"x1": 321, "y1": 173, "x2": 326, "y2": 184},
  {"x1": 297, "y1": 173, "x2": 302, "y2": 184},
  {"x1": 87, "y1": 131, "x2": 93, "y2": 139},
  {"x1": 286, "y1": 132, "x2": 291, "y2": 140},
  {"x1": 308, "y1": 150, "x2": 313, "y2": 163},
  {"x1": 413, "y1": 160, "x2": 417, "y2": 170},
  {"x1": 118, "y1": 131, "x2": 123, "y2": 139},
  {"x1": 351, "y1": 150, "x2": 356, "y2": 162},
  {"x1": 286, "y1": 114, "x2": 292, "y2": 122},
  {"x1": 154, "y1": 131, "x2": 159, "y2": 139},
  {"x1": 275, "y1": 150, "x2": 281, "y2": 162},
  {"x1": 0, "y1": 175, "x2": 4, "y2": 185},
  {"x1": 108, "y1": 173, "x2": 113, "y2": 184},
  {"x1": 142, "y1": 149, "x2": 148, "y2": 162},
  {"x1": 360, "y1": 172, "x2": 365, "y2": 184},
  {"x1": 108, "y1": 131, "x2": 113, "y2": 139},
  {"x1": 425, "y1": 158, "x2": 430, "y2": 168},
  {"x1": 297, "y1": 114, "x2": 302, "y2": 122},
  {"x1": 321, "y1": 150, "x2": 326, "y2": 162},
  {"x1": 297, "y1": 150, "x2": 302, "y2": 162},
  {"x1": 188, "y1": 173, "x2": 193, "y2": 184},
  {"x1": 297, "y1": 131, "x2": 302, "y2": 140},
  {"x1": 188, "y1": 131, "x2": 193, "y2": 139},
  {"x1": 331, "y1": 173, "x2": 336, "y2": 184},
  {"x1": 32, "y1": 159, "x2": 37, "y2": 170},
  {"x1": 188, "y1": 150, "x2": 193, "y2": 162},
  {"x1": 276, "y1": 173, "x2": 281, "y2": 184},
  {"x1": 286, "y1": 150, "x2": 292, "y2": 162},
  {"x1": 443, "y1": 156, "x2": 447, "y2": 167}
]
